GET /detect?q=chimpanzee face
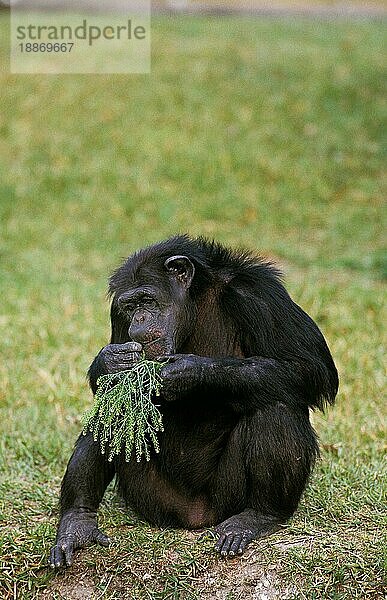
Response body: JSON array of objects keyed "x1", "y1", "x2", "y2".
[{"x1": 116, "y1": 255, "x2": 196, "y2": 359}]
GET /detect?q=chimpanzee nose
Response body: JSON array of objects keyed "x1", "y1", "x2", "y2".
[{"x1": 129, "y1": 309, "x2": 151, "y2": 343}]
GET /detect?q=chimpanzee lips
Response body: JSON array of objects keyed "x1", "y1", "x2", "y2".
[{"x1": 142, "y1": 337, "x2": 173, "y2": 360}]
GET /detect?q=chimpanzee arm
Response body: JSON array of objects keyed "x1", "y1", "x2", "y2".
[
  {"x1": 49, "y1": 433, "x2": 115, "y2": 568},
  {"x1": 160, "y1": 353, "x2": 338, "y2": 413},
  {"x1": 161, "y1": 278, "x2": 338, "y2": 412}
]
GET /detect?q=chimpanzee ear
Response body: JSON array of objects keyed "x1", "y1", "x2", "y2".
[{"x1": 164, "y1": 255, "x2": 195, "y2": 288}]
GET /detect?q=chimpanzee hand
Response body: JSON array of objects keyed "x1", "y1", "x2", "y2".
[
  {"x1": 159, "y1": 354, "x2": 213, "y2": 401},
  {"x1": 214, "y1": 513, "x2": 257, "y2": 557},
  {"x1": 49, "y1": 509, "x2": 110, "y2": 568},
  {"x1": 97, "y1": 341, "x2": 143, "y2": 373}
]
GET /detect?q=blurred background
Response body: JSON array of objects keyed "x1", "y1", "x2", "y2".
[
  {"x1": 2, "y1": 0, "x2": 387, "y2": 12},
  {"x1": 0, "y1": 3, "x2": 386, "y2": 599}
]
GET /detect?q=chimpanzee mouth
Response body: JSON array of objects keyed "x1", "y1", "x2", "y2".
[{"x1": 142, "y1": 337, "x2": 174, "y2": 360}]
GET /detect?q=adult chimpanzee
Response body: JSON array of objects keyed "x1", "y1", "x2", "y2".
[{"x1": 49, "y1": 235, "x2": 338, "y2": 568}]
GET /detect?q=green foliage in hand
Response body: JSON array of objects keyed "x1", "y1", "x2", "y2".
[{"x1": 82, "y1": 360, "x2": 164, "y2": 462}]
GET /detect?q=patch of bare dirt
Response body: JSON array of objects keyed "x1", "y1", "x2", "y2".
[
  {"x1": 40, "y1": 572, "x2": 98, "y2": 600},
  {"x1": 41, "y1": 541, "x2": 303, "y2": 600},
  {"x1": 196, "y1": 547, "x2": 298, "y2": 600},
  {"x1": 41, "y1": 566, "x2": 293, "y2": 600}
]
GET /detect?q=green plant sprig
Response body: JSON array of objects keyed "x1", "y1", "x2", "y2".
[{"x1": 82, "y1": 359, "x2": 164, "y2": 462}]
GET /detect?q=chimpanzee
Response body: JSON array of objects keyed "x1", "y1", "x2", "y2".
[{"x1": 49, "y1": 235, "x2": 338, "y2": 568}]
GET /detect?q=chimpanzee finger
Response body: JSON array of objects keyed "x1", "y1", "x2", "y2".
[
  {"x1": 113, "y1": 342, "x2": 143, "y2": 353},
  {"x1": 115, "y1": 355, "x2": 141, "y2": 369},
  {"x1": 49, "y1": 544, "x2": 66, "y2": 569},
  {"x1": 217, "y1": 533, "x2": 242, "y2": 558},
  {"x1": 159, "y1": 362, "x2": 176, "y2": 378},
  {"x1": 61, "y1": 541, "x2": 74, "y2": 567},
  {"x1": 156, "y1": 354, "x2": 175, "y2": 363},
  {"x1": 48, "y1": 546, "x2": 57, "y2": 568},
  {"x1": 229, "y1": 534, "x2": 243, "y2": 557},
  {"x1": 48, "y1": 547, "x2": 54, "y2": 567},
  {"x1": 214, "y1": 533, "x2": 227, "y2": 553},
  {"x1": 219, "y1": 534, "x2": 234, "y2": 557}
]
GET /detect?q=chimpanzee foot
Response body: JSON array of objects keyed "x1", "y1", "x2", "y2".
[
  {"x1": 49, "y1": 509, "x2": 110, "y2": 568},
  {"x1": 214, "y1": 520, "x2": 255, "y2": 557},
  {"x1": 214, "y1": 509, "x2": 280, "y2": 558}
]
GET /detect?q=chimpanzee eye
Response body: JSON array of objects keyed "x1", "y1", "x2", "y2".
[
  {"x1": 142, "y1": 297, "x2": 158, "y2": 309},
  {"x1": 122, "y1": 301, "x2": 135, "y2": 313},
  {"x1": 118, "y1": 293, "x2": 158, "y2": 314}
]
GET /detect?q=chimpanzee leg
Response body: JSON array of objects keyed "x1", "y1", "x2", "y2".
[
  {"x1": 214, "y1": 403, "x2": 318, "y2": 557},
  {"x1": 49, "y1": 433, "x2": 115, "y2": 568}
]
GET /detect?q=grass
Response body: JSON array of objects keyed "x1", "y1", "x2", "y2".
[{"x1": 0, "y1": 13, "x2": 386, "y2": 600}]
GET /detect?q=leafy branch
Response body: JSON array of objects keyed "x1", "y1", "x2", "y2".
[{"x1": 82, "y1": 360, "x2": 164, "y2": 462}]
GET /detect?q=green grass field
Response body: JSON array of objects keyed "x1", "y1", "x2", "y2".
[{"x1": 0, "y1": 14, "x2": 386, "y2": 600}]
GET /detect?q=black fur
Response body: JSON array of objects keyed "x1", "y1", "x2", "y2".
[{"x1": 49, "y1": 235, "x2": 338, "y2": 567}]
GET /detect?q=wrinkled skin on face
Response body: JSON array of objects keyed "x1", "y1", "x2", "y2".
[
  {"x1": 121, "y1": 255, "x2": 196, "y2": 360},
  {"x1": 118, "y1": 286, "x2": 177, "y2": 359},
  {"x1": 87, "y1": 255, "x2": 197, "y2": 394}
]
